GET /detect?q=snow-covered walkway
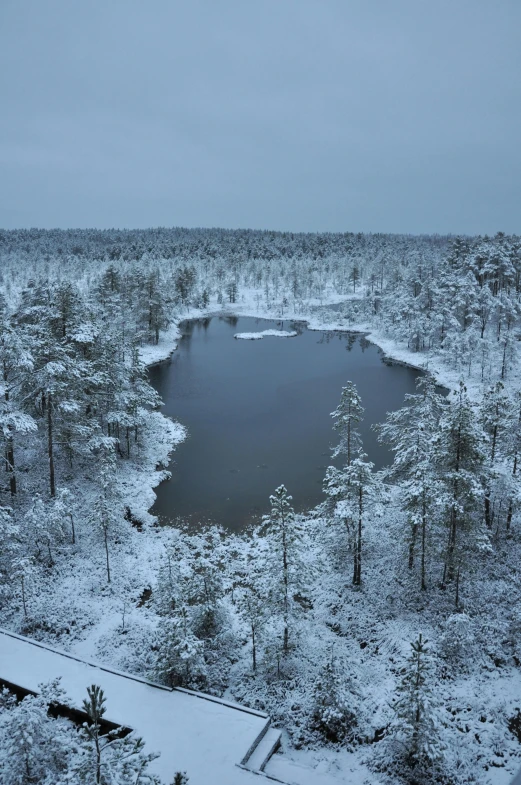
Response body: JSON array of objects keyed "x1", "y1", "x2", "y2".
[{"x1": 0, "y1": 629, "x2": 274, "y2": 785}]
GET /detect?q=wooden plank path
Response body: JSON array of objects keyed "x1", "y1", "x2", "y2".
[{"x1": 0, "y1": 628, "x2": 281, "y2": 785}]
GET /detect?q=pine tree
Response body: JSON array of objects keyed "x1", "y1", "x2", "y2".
[
  {"x1": 323, "y1": 382, "x2": 366, "y2": 570},
  {"x1": 480, "y1": 381, "x2": 513, "y2": 529},
  {"x1": 171, "y1": 774, "x2": 189, "y2": 785},
  {"x1": 24, "y1": 495, "x2": 65, "y2": 567},
  {"x1": 75, "y1": 684, "x2": 161, "y2": 784},
  {"x1": 376, "y1": 376, "x2": 447, "y2": 589},
  {"x1": 93, "y1": 449, "x2": 118, "y2": 584},
  {"x1": 155, "y1": 606, "x2": 206, "y2": 687},
  {"x1": 433, "y1": 381, "x2": 486, "y2": 594},
  {"x1": 312, "y1": 655, "x2": 358, "y2": 743},
  {"x1": 236, "y1": 539, "x2": 269, "y2": 672},
  {"x1": 262, "y1": 485, "x2": 303, "y2": 656},
  {"x1": 142, "y1": 271, "x2": 170, "y2": 344},
  {"x1": 0, "y1": 296, "x2": 37, "y2": 496},
  {"x1": 17, "y1": 284, "x2": 86, "y2": 497},
  {"x1": 388, "y1": 634, "x2": 445, "y2": 771},
  {"x1": 506, "y1": 390, "x2": 521, "y2": 532},
  {"x1": 330, "y1": 381, "x2": 364, "y2": 466},
  {"x1": 0, "y1": 679, "x2": 72, "y2": 785},
  {"x1": 0, "y1": 506, "x2": 20, "y2": 606},
  {"x1": 344, "y1": 453, "x2": 376, "y2": 586}
]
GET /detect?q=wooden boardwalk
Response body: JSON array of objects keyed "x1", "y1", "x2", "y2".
[{"x1": 0, "y1": 628, "x2": 280, "y2": 785}]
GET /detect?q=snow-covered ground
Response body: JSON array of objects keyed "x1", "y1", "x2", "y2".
[{"x1": 234, "y1": 329, "x2": 298, "y2": 340}]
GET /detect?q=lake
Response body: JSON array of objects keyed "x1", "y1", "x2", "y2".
[{"x1": 148, "y1": 315, "x2": 423, "y2": 531}]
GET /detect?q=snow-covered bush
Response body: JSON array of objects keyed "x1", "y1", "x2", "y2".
[
  {"x1": 440, "y1": 613, "x2": 474, "y2": 664},
  {"x1": 310, "y1": 659, "x2": 358, "y2": 744}
]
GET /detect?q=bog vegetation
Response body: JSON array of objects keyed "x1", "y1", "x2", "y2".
[{"x1": 1, "y1": 227, "x2": 521, "y2": 783}]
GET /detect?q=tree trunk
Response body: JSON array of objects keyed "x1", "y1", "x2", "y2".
[
  {"x1": 484, "y1": 493, "x2": 492, "y2": 528},
  {"x1": 104, "y1": 526, "x2": 111, "y2": 583},
  {"x1": 47, "y1": 392, "x2": 55, "y2": 497},
  {"x1": 507, "y1": 451, "x2": 517, "y2": 533},
  {"x1": 6, "y1": 434, "x2": 16, "y2": 495},
  {"x1": 445, "y1": 504, "x2": 457, "y2": 582},
  {"x1": 408, "y1": 520, "x2": 418, "y2": 569},
  {"x1": 421, "y1": 491, "x2": 427, "y2": 591},
  {"x1": 94, "y1": 727, "x2": 102, "y2": 785},
  {"x1": 282, "y1": 516, "x2": 289, "y2": 655},
  {"x1": 21, "y1": 575, "x2": 27, "y2": 617},
  {"x1": 353, "y1": 486, "x2": 362, "y2": 586},
  {"x1": 4, "y1": 380, "x2": 17, "y2": 495}
]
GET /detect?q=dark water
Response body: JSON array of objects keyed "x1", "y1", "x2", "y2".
[{"x1": 149, "y1": 316, "x2": 423, "y2": 531}]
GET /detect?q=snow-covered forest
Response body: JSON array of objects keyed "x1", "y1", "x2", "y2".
[{"x1": 1, "y1": 226, "x2": 521, "y2": 784}]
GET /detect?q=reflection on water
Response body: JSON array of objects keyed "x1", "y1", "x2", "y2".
[{"x1": 148, "y1": 316, "x2": 424, "y2": 531}]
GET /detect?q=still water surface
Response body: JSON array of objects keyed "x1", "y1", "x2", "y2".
[{"x1": 149, "y1": 316, "x2": 423, "y2": 530}]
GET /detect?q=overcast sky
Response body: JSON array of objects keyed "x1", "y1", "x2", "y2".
[{"x1": 0, "y1": 1, "x2": 520, "y2": 235}]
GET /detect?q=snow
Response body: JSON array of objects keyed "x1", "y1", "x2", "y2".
[
  {"x1": 0, "y1": 628, "x2": 271, "y2": 785},
  {"x1": 243, "y1": 726, "x2": 281, "y2": 772},
  {"x1": 234, "y1": 330, "x2": 298, "y2": 340},
  {"x1": 265, "y1": 749, "x2": 375, "y2": 785},
  {"x1": 3, "y1": 231, "x2": 521, "y2": 784},
  {"x1": 139, "y1": 323, "x2": 182, "y2": 366}
]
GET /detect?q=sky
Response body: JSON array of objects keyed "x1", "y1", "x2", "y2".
[{"x1": 0, "y1": 0, "x2": 520, "y2": 235}]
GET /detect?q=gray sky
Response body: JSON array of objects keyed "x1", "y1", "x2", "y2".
[{"x1": 1, "y1": 0, "x2": 520, "y2": 235}]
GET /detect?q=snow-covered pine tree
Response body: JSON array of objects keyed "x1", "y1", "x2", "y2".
[
  {"x1": 154, "y1": 606, "x2": 206, "y2": 688},
  {"x1": 505, "y1": 389, "x2": 521, "y2": 532},
  {"x1": 142, "y1": 270, "x2": 171, "y2": 345},
  {"x1": 433, "y1": 381, "x2": 486, "y2": 598},
  {"x1": 343, "y1": 452, "x2": 376, "y2": 586},
  {"x1": 262, "y1": 485, "x2": 303, "y2": 656},
  {"x1": 0, "y1": 679, "x2": 73, "y2": 785},
  {"x1": 480, "y1": 381, "x2": 513, "y2": 530},
  {"x1": 16, "y1": 282, "x2": 87, "y2": 497},
  {"x1": 312, "y1": 654, "x2": 358, "y2": 743},
  {"x1": 385, "y1": 634, "x2": 445, "y2": 775},
  {"x1": 170, "y1": 773, "x2": 189, "y2": 785},
  {"x1": 0, "y1": 505, "x2": 20, "y2": 606},
  {"x1": 376, "y1": 376, "x2": 447, "y2": 589},
  {"x1": 24, "y1": 494, "x2": 65, "y2": 567},
  {"x1": 330, "y1": 381, "x2": 364, "y2": 466},
  {"x1": 12, "y1": 555, "x2": 35, "y2": 618},
  {"x1": 323, "y1": 381, "x2": 365, "y2": 569},
  {"x1": 74, "y1": 684, "x2": 161, "y2": 784},
  {"x1": 236, "y1": 535, "x2": 270, "y2": 672},
  {"x1": 0, "y1": 296, "x2": 37, "y2": 496},
  {"x1": 92, "y1": 447, "x2": 118, "y2": 584}
]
